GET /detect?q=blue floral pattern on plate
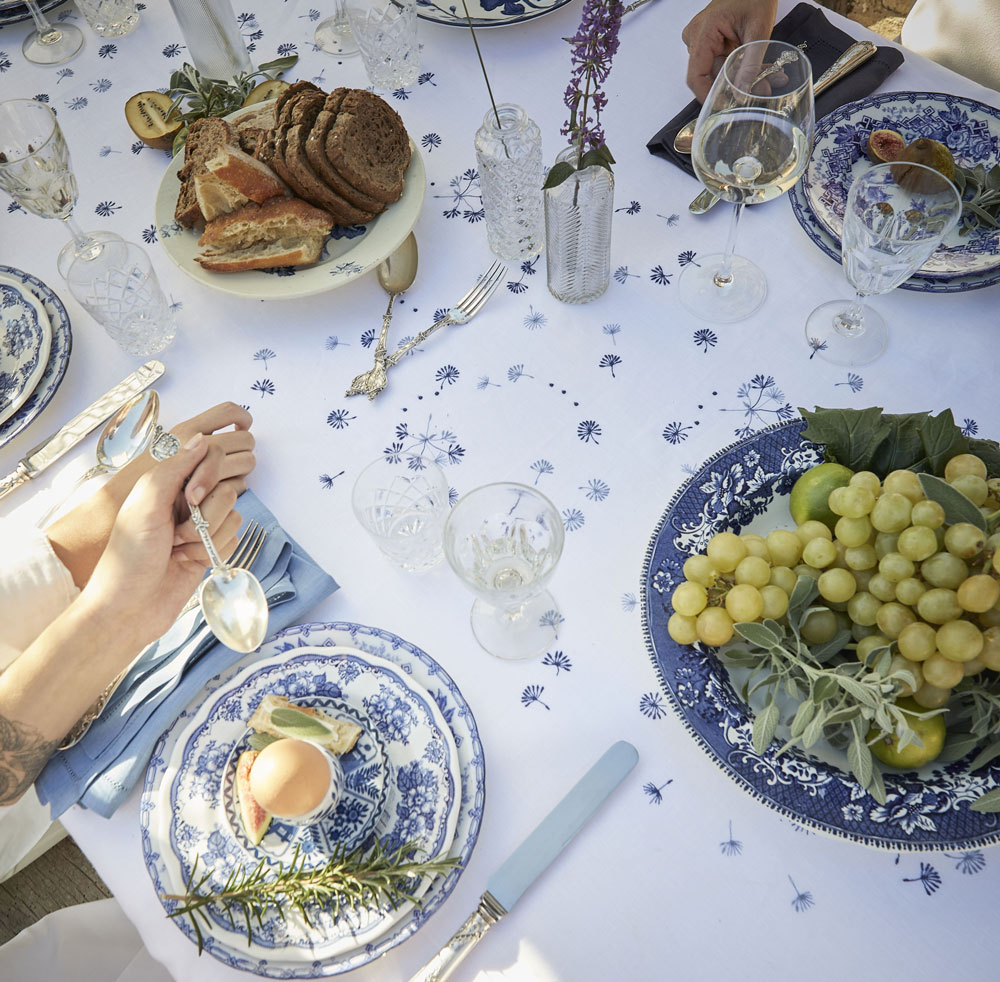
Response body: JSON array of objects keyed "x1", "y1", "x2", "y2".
[
  {"x1": 642, "y1": 419, "x2": 1000, "y2": 851},
  {"x1": 0, "y1": 277, "x2": 50, "y2": 426},
  {"x1": 802, "y1": 92, "x2": 1000, "y2": 278},
  {"x1": 0, "y1": 267, "x2": 72, "y2": 450},
  {"x1": 413, "y1": 0, "x2": 572, "y2": 28},
  {"x1": 141, "y1": 626, "x2": 484, "y2": 978},
  {"x1": 221, "y1": 696, "x2": 390, "y2": 863}
]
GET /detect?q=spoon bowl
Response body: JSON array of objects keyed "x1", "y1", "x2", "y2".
[{"x1": 199, "y1": 565, "x2": 269, "y2": 653}]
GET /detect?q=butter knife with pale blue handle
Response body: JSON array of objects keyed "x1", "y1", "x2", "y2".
[{"x1": 407, "y1": 740, "x2": 638, "y2": 982}]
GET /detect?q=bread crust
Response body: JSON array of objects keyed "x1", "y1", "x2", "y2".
[{"x1": 175, "y1": 117, "x2": 235, "y2": 228}]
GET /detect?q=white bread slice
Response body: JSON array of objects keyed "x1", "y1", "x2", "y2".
[
  {"x1": 248, "y1": 694, "x2": 362, "y2": 754},
  {"x1": 193, "y1": 147, "x2": 289, "y2": 222}
]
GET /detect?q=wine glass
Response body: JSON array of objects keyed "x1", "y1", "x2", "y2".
[
  {"x1": 679, "y1": 40, "x2": 814, "y2": 323},
  {"x1": 20, "y1": 1, "x2": 84, "y2": 65},
  {"x1": 805, "y1": 161, "x2": 962, "y2": 366},
  {"x1": 314, "y1": 0, "x2": 358, "y2": 56},
  {"x1": 0, "y1": 99, "x2": 119, "y2": 278},
  {"x1": 443, "y1": 483, "x2": 564, "y2": 661}
]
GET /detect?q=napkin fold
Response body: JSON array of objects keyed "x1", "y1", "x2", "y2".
[
  {"x1": 36, "y1": 491, "x2": 339, "y2": 819},
  {"x1": 646, "y1": 2, "x2": 906, "y2": 180}
]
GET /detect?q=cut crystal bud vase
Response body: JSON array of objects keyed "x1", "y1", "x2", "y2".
[
  {"x1": 544, "y1": 146, "x2": 614, "y2": 304},
  {"x1": 474, "y1": 104, "x2": 544, "y2": 262}
]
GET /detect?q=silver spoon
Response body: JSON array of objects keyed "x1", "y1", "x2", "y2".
[
  {"x1": 35, "y1": 389, "x2": 161, "y2": 528},
  {"x1": 345, "y1": 233, "x2": 419, "y2": 399}
]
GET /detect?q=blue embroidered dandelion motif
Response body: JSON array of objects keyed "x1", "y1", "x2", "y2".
[
  {"x1": 94, "y1": 201, "x2": 120, "y2": 216},
  {"x1": 539, "y1": 609, "x2": 564, "y2": 632},
  {"x1": 836, "y1": 373, "x2": 864, "y2": 392},
  {"x1": 541, "y1": 650, "x2": 572, "y2": 674},
  {"x1": 91, "y1": 78, "x2": 112, "y2": 93},
  {"x1": 508, "y1": 364, "x2": 533, "y2": 382},
  {"x1": 392, "y1": 87, "x2": 411, "y2": 101},
  {"x1": 581, "y1": 478, "x2": 610, "y2": 501},
  {"x1": 360, "y1": 328, "x2": 375, "y2": 348},
  {"x1": 562, "y1": 508, "x2": 584, "y2": 531},
  {"x1": 650, "y1": 265, "x2": 672, "y2": 285},
  {"x1": 251, "y1": 378, "x2": 275, "y2": 398},
  {"x1": 383, "y1": 442, "x2": 404, "y2": 464},
  {"x1": 131, "y1": 140, "x2": 148, "y2": 154},
  {"x1": 0, "y1": 52, "x2": 10, "y2": 73},
  {"x1": 434, "y1": 169, "x2": 482, "y2": 222},
  {"x1": 789, "y1": 876, "x2": 814, "y2": 911},
  {"x1": 7, "y1": 201, "x2": 23, "y2": 214},
  {"x1": 319, "y1": 471, "x2": 344, "y2": 489},
  {"x1": 658, "y1": 213, "x2": 680, "y2": 226},
  {"x1": 961, "y1": 418, "x2": 979, "y2": 436},
  {"x1": 807, "y1": 336, "x2": 828, "y2": 358},
  {"x1": 521, "y1": 685, "x2": 550, "y2": 710},
  {"x1": 418, "y1": 72, "x2": 436, "y2": 85},
  {"x1": 614, "y1": 266, "x2": 639, "y2": 284},
  {"x1": 57, "y1": 68, "x2": 74, "y2": 82},
  {"x1": 524, "y1": 305, "x2": 546, "y2": 330},
  {"x1": 948, "y1": 851, "x2": 986, "y2": 874},
  {"x1": 643, "y1": 779, "x2": 672, "y2": 804},
  {"x1": 723, "y1": 375, "x2": 793, "y2": 437},
  {"x1": 435, "y1": 365, "x2": 459, "y2": 389},
  {"x1": 168, "y1": 295, "x2": 183, "y2": 313},
  {"x1": 476, "y1": 375, "x2": 500, "y2": 390},
  {"x1": 615, "y1": 200, "x2": 640, "y2": 214},
  {"x1": 720, "y1": 821, "x2": 742, "y2": 855},
  {"x1": 253, "y1": 347, "x2": 275, "y2": 368},
  {"x1": 68, "y1": 97, "x2": 88, "y2": 111},
  {"x1": 662, "y1": 421, "x2": 693, "y2": 444},
  {"x1": 602, "y1": 322, "x2": 621, "y2": 343},
  {"x1": 237, "y1": 12, "x2": 258, "y2": 27},
  {"x1": 325, "y1": 335, "x2": 350, "y2": 350},
  {"x1": 903, "y1": 862, "x2": 942, "y2": 895},
  {"x1": 678, "y1": 250, "x2": 700, "y2": 267},
  {"x1": 326, "y1": 409, "x2": 355, "y2": 429},
  {"x1": 421, "y1": 133, "x2": 441, "y2": 151},
  {"x1": 507, "y1": 280, "x2": 528, "y2": 295},
  {"x1": 577, "y1": 420, "x2": 601, "y2": 444},
  {"x1": 98, "y1": 44, "x2": 118, "y2": 58},
  {"x1": 530, "y1": 459, "x2": 554, "y2": 483},
  {"x1": 599, "y1": 353, "x2": 621, "y2": 377},
  {"x1": 98, "y1": 145, "x2": 119, "y2": 157},
  {"x1": 162, "y1": 43, "x2": 183, "y2": 56},
  {"x1": 301, "y1": 8, "x2": 321, "y2": 20},
  {"x1": 141, "y1": 225, "x2": 157, "y2": 244},
  {"x1": 639, "y1": 692, "x2": 666, "y2": 719},
  {"x1": 693, "y1": 328, "x2": 717, "y2": 352},
  {"x1": 277, "y1": 43, "x2": 298, "y2": 56},
  {"x1": 621, "y1": 592, "x2": 636, "y2": 612}
]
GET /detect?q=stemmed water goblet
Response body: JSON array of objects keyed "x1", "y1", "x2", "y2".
[
  {"x1": 0, "y1": 99, "x2": 119, "y2": 279},
  {"x1": 19, "y1": 1, "x2": 84, "y2": 65},
  {"x1": 679, "y1": 40, "x2": 814, "y2": 323},
  {"x1": 805, "y1": 161, "x2": 962, "y2": 366},
  {"x1": 314, "y1": 0, "x2": 358, "y2": 56},
  {"x1": 443, "y1": 483, "x2": 564, "y2": 661}
]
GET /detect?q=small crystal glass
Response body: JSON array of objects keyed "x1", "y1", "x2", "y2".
[
  {"x1": 443, "y1": 483, "x2": 564, "y2": 661},
  {"x1": 351, "y1": 456, "x2": 450, "y2": 573},
  {"x1": 315, "y1": 0, "x2": 358, "y2": 56},
  {"x1": 347, "y1": 0, "x2": 419, "y2": 92},
  {"x1": 75, "y1": 0, "x2": 139, "y2": 38},
  {"x1": 64, "y1": 239, "x2": 177, "y2": 357}
]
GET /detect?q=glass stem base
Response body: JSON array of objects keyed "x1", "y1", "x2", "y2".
[
  {"x1": 22, "y1": 22, "x2": 84, "y2": 65},
  {"x1": 677, "y1": 253, "x2": 767, "y2": 323},
  {"x1": 805, "y1": 299, "x2": 888, "y2": 366},
  {"x1": 314, "y1": 16, "x2": 358, "y2": 55},
  {"x1": 469, "y1": 591, "x2": 559, "y2": 661},
  {"x1": 57, "y1": 229, "x2": 123, "y2": 280}
]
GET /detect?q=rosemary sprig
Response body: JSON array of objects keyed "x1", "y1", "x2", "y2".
[{"x1": 164, "y1": 839, "x2": 461, "y2": 953}]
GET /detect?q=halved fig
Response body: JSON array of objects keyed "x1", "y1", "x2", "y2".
[
  {"x1": 236, "y1": 749, "x2": 271, "y2": 845},
  {"x1": 125, "y1": 91, "x2": 182, "y2": 151},
  {"x1": 243, "y1": 79, "x2": 290, "y2": 107},
  {"x1": 866, "y1": 128, "x2": 905, "y2": 164}
]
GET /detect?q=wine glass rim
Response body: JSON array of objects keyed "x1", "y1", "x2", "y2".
[
  {"x1": 0, "y1": 98, "x2": 59, "y2": 165},
  {"x1": 721, "y1": 40, "x2": 813, "y2": 99}
]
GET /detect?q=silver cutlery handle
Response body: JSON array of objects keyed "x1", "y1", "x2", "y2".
[
  {"x1": 0, "y1": 463, "x2": 32, "y2": 502},
  {"x1": 385, "y1": 313, "x2": 453, "y2": 368},
  {"x1": 407, "y1": 893, "x2": 506, "y2": 982},
  {"x1": 813, "y1": 40, "x2": 878, "y2": 98}
]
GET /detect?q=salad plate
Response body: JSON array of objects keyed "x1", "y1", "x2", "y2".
[
  {"x1": 642, "y1": 418, "x2": 1000, "y2": 852},
  {"x1": 0, "y1": 0, "x2": 64, "y2": 25},
  {"x1": 154, "y1": 106, "x2": 426, "y2": 301},
  {"x1": 142, "y1": 624, "x2": 485, "y2": 978},
  {"x1": 0, "y1": 267, "x2": 72, "y2": 451},
  {"x1": 412, "y1": 0, "x2": 573, "y2": 28},
  {"x1": 801, "y1": 92, "x2": 1000, "y2": 279},
  {"x1": 0, "y1": 274, "x2": 51, "y2": 427},
  {"x1": 145, "y1": 646, "x2": 460, "y2": 967}
]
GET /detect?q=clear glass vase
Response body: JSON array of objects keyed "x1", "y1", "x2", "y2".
[
  {"x1": 474, "y1": 104, "x2": 544, "y2": 262},
  {"x1": 166, "y1": 0, "x2": 252, "y2": 81},
  {"x1": 544, "y1": 146, "x2": 614, "y2": 304}
]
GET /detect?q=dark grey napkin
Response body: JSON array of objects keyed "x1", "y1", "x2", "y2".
[{"x1": 647, "y1": 2, "x2": 906, "y2": 180}]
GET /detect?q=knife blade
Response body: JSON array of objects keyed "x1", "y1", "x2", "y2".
[
  {"x1": 0, "y1": 360, "x2": 165, "y2": 502},
  {"x1": 407, "y1": 740, "x2": 638, "y2": 982}
]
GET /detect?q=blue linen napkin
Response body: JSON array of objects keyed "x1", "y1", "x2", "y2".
[{"x1": 35, "y1": 491, "x2": 338, "y2": 819}]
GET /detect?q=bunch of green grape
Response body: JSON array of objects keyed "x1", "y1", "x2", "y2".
[{"x1": 667, "y1": 453, "x2": 1000, "y2": 710}]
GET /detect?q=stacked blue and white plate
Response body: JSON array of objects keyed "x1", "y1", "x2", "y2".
[
  {"x1": 141, "y1": 621, "x2": 485, "y2": 978},
  {"x1": 790, "y1": 91, "x2": 1000, "y2": 293}
]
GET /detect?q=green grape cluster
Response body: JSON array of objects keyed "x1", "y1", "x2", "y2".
[{"x1": 668, "y1": 453, "x2": 1000, "y2": 712}]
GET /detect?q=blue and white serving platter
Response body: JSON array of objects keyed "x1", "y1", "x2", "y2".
[
  {"x1": 788, "y1": 174, "x2": 1000, "y2": 293},
  {"x1": 642, "y1": 418, "x2": 1000, "y2": 852},
  {"x1": 412, "y1": 0, "x2": 573, "y2": 28},
  {"x1": 0, "y1": 0, "x2": 64, "y2": 25},
  {"x1": 141, "y1": 623, "x2": 485, "y2": 978},
  {"x1": 0, "y1": 274, "x2": 51, "y2": 428},
  {"x1": 801, "y1": 92, "x2": 1000, "y2": 279},
  {"x1": 0, "y1": 267, "x2": 72, "y2": 450}
]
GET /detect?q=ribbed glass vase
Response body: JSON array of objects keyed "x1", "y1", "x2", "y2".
[
  {"x1": 544, "y1": 146, "x2": 614, "y2": 304},
  {"x1": 474, "y1": 104, "x2": 544, "y2": 262}
]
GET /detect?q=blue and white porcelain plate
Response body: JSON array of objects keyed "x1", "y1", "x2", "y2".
[
  {"x1": 141, "y1": 624, "x2": 485, "y2": 978},
  {"x1": 0, "y1": 0, "x2": 64, "y2": 25},
  {"x1": 412, "y1": 0, "x2": 573, "y2": 28},
  {"x1": 0, "y1": 267, "x2": 72, "y2": 450},
  {"x1": 222, "y1": 695, "x2": 390, "y2": 863},
  {"x1": 0, "y1": 275, "x2": 51, "y2": 427},
  {"x1": 788, "y1": 175, "x2": 1000, "y2": 293},
  {"x1": 642, "y1": 418, "x2": 1000, "y2": 852},
  {"x1": 802, "y1": 92, "x2": 1000, "y2": 279}
]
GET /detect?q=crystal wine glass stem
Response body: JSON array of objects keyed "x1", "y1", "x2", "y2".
[
  {"x1": 835, "y1": 294, "x2": 867, "y2": 337},
  {"x1": 26, "y1": 1, "x2": 61, "y2": 42},
  {"x1": 713, "y1": 200, "x2": 745, "y2": 287},
  {"x1": 62, "y1": 213, "x2": 92, "y2": 251}
]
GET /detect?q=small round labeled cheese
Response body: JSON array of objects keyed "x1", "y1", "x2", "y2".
[{"x1": 249, "y1": 737, "x2": 332, "y2": 819}]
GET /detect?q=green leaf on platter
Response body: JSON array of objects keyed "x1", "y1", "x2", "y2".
[
  {"x1": 836, "y1": 675, "x2": 877, "y2": 707},
  {"x1": 823, "y1": 706, "x2": 862, "y2": 726},
  {"x1": 799, "y1": 406, "x2": 892, "y2": 473},
  {"x1": 788, "y1": 575, "x2": 819, "y2": 616},
  {"x1": 269, "y1": 707, "x2": 332, "y2": 740},
  {"x1": 868, "y1": 412, "x2": 927, "y2": 475},
  {"x1": 256, "y1": 55, "x2": 298, "y2": 75},
  {"x1": 968, "y1": 201, "x2": 1000, "y2": 228},
  {"x1": 848, "y1": 719, "x2": 874, "y2": 790},
  {"x1": 248, "y1": 732, "x2": 281, "y2": 751},
  {"x1": 790, "y1": 699, "x2": 816, "y2": 738},
  {"x1": 812, "y1": 675, "x2": 839, "y2": 704},
  {"x1": 917, "y1": 408, "x2": 969, "y2": 473},
  {"x1": 918, "y1": 473, "x2": 987, "y2": 531},
  {"x1": 752, "y1": 700, "x2": 780, "y2": 755},
  {"x1": 734, "y1": 621, "x2": 781, "y2": 648},
  {"x1": 802, "y1": 713, "x2": 825, "y2": 749},
  {"x1": 542, "y1": 161, "x2": 577, "y2": 190},
  {"x1": 809, "y1": 629, "x2": 853, "y2": 664},
  {"x1": 937, "y1": 731, "x2": 983, "y2": 763},
  {"x1": 967, "y1": 738, "x2": 1000, "y2": 773},
  {"x1": 868, "y1": 764, "x2": 888, "y2": 805},
  {"x1": 970, "y1": 788, "x2": 1000, "y2": 813}
]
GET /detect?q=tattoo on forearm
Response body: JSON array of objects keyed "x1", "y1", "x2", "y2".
[{"x1": 0, "y1": 713, "x2": 60, "y2": 805}]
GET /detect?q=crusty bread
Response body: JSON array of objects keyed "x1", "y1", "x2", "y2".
[
  {"x1": 232, "y1": 101, "x2": 277, "y2": 156},
  {"x1": 195, "y1": 197, "x2": 333, "y2": 272},
  {"x1": 248, "y1": 694, "x2": 362, "y2": 755},
  {"x1": 193, "y1": 147, "x2": 289, "y2": 222},
  {"x1": 175, "y1": 117, "x2": 235, "y2": 228}
]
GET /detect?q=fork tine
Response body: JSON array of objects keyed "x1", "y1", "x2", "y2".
[
  {"x1": 238, "y1": 525, "x2": 267, "y2": 572},
  {"x1": 460, "y1": 263, "x2": 507, "y2": 317},
  {"x1": 454, "y1": 260, "x2": 507, "y2": 311},
  {"x1": 224, "y1": 521, "x2": 259, "y2": 568}
]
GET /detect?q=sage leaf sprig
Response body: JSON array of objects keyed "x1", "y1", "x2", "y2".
[
  {"x1": 952, "y1": 162, "x2": 1000, "y2": 236},
  {"x1": 722, "y1": 577, "x2": 939, "y2": 805},
  {"x1": 165, "y1": 840, "x2": 461, "y2": 953}
]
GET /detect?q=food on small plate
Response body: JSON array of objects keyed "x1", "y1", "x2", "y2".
[
  {"x1": 248, "y1": 737, "x2": 342, "y2": 821},
  {"x1": 193, "y1": 146, "x2": 289, "y2": 222},
  {"x1": 891, "y1": 137, "x2": 956, "y2": 192},
  {"x1": 248, "y1": 693, "x2": 362, "y2": 754},
  {"x1": 235, "y1": 749, "x2": 270, "y2": 844},
  {"x1": 865, "y1": 128, "x2": 905, "y2": 164},
  {"x1": 125, "y1": 91, "x2": 182, "y2": 151}
]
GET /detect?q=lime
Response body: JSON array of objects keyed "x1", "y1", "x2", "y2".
[
  {"x1": 788, "y1": 462, "x2": 853, "y2": 531},
  {"x1": 868, "y1": 697, "x2": 946, "y2": 770}
]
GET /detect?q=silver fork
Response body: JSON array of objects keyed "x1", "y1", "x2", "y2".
[
  {"x1": 59, "y1": 521, "x2": 268, "y2": 749},
  {"x1": 346, "y1": 260, "x2": 508, "y2": 399}
]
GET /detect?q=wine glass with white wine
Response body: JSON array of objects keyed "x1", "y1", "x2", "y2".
[
  {"x1": 16, "y1": 1, "x2": 84, "y2": 64},
  {"x1": 679, "y1": 40, "x2": 814, "y2": 323}
]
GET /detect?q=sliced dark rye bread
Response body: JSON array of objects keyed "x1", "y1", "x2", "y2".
[
  {"x1": 304, "y1": 89, "x2": 385, "y2": 217},
  {"x1": 324, "y1": 90, "x2": 410, "y2": 206},
  {"x1": 175, "y1": 117, "x2": 235, "y2": 228},
  {"x1": 254, "y1": 81, "x2": 321, "y2": 169}
]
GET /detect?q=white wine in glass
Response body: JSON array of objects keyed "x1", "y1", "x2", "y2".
[
  {"x1": 21, "y1": 1, "x2": 84, "y2": 65},
  {"x1": 680, "y1": 40, "x2": 814, "y2": 323}
]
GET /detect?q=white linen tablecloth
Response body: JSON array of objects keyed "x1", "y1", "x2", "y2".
[{"x1": 0, "y1": 0, "x2": 997, "y2": 978}]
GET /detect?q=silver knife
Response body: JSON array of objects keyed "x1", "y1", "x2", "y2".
[
  {"x1": 0, "y1": 360, "x2": 165, "y2": 502},
  {"x1": 689, "y1": 40, "x2": 879, "y2": 215},
  {"x1": 408, "y1": 740, "x2": 638, "y2": 982}
]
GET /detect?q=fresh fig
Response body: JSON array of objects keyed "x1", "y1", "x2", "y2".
[
  {"x1": 236, "y1": 749, "x2": 271, "y2": 845},
  {"x1": 124, "y1": 91, "x2": 182, "y2": 151},
  {"x1": 866, "y1": 128, "x2": 905, "y2": 164},
  {"x1": 891, "y1": 137, "x2": 956, "y2": 193}
]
